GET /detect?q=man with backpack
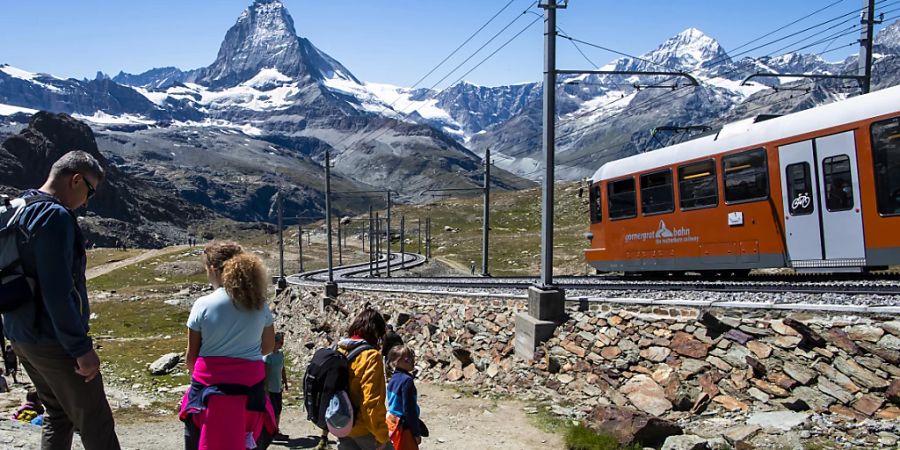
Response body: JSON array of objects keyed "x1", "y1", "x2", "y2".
[{"x1": 0, "y1": 150, "x2": 121, "y2": 450}]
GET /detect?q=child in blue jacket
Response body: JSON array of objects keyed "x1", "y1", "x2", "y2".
[{"x1": 385, "y1": 345, "x2": 423, "y2": 450}]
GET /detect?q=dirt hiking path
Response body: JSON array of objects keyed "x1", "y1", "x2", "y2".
[
  {"x1": 109, "y1": 382, "x2": 561, "y2": 449},
  {"x1": 86, "y1": 245, "x2": 190, "y2": 281}
]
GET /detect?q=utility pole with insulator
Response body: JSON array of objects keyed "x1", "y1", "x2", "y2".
[
  {"x1": 324, "y1": 150, "x2": 338, "y2": 298},
  {"x1": 400, "y1": 215, "x2": 406, "y2": 269},
  {"x1": 859, "y1": 0, "x2": 881, "y2": 94},
  {"x1": 276, "y1": 189, "x2": 286, "y2": 292},
  {"x1": 482, "y1": 148, "x2": 491, "y2": 277},
  {"x1": 368, "y1": 205, "x2": 374, "y2": 277},
  {"x1": 297, "y1": 224, "x2": 303, "y2": 273},
  {"x1": 386, "y1": 191, "x2": 392, "y2": 278},
  {"x1": 517, "y1": 0, "x2": 568, "y2": 361}
]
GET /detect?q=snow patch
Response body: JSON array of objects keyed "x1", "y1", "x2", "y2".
[
  {"x1": 0, "y1": 102, "x2": 38, "y2": 116},
  {"x1": 72, "y1": 112, "x2": 156, "y2": 125}
]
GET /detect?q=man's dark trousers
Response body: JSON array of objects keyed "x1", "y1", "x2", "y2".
[{"x1": 12, "y1": 342, "x2": 121, "y2": 450}]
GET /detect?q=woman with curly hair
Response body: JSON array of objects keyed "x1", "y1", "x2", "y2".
[{"x1": 180, "y1": 241, "x2": 277, "y2": 450}]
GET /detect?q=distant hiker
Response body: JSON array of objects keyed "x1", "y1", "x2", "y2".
[
  {"x1": 469, "y1": 261, "x2": 476, "y2": 275},
  {"x1": 0, "y1": 372, "x2": 8, "y2": 393},
  {"x1": 265, "y1": 331, "x2": 290, "y2": 440},
  {"x1": 381, "y1": 325, "x2": 403, "y2": 381},
  {"x1": 386, "y1": 345, "x2": 425, "y2": 450},
  {"x1": 4, "y1": 344, "x2": 17, "y2": 384},
  {"x1": 181, "y1": 241, "x2": 277, "y2": 450},
  {"x1": 12, "y1": 389, "x2": 45, "y2": 423},
  {"x1": 337, "y1": 307, "x2": 393, "y2": 450},
  {"x1": 0, "y1": 150, "x2": 122, "y2": 449}
]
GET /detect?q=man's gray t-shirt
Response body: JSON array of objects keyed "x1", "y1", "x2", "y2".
[
  {"x1": 186, "y1": 287, "x2": 273, "y2": 361},
  {"x1": 264, "y1": 350, "x2": 284, "y2": 393}
]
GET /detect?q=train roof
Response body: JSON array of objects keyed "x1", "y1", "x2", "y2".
[{"x1": 591, "y1": 84, "x2": 900, "y2": 182}]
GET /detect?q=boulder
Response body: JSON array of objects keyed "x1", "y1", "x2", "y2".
[
  {"x1": 746, "y1": 341, "x2": 772, "y2": 359},
  {"x1": 148, "y1": 353, "x2": 181, "y2": 375},
  {"x1": 782, "y1": 318, "x2": 825, "y2": 348},
  {"x1": 782, "y1": 361, "x2": 816, "y2": 385},
  {"x1": 640, "y1": 346, "x2": 671, "y2": 363},
  {"x1": 671, "y1": 332, "x2": 709, "y2": 359},
  {"x1": 834, "y1": 357, "x2": 889, "y2": 390},
  {"x1": 746, "y1": 411, "x2": 810, "y2": 431},
  {"x1": 844, "y1": 324, "x2": 884, "y2": 342},
  {"x1": 621, "y1": 375, "x2": 673, "y2": 416},
  {"x1": 587, "y1": 405, "x2": 683, "y2": 447},
  {"x1": 878, "y1": 333, "x2": 900, "y2": 351},
  {"x1": 852, "y1": 394, "x2": 884, "y2": 416},
  {"x1": 887, "y1": 379, "x2": 900, "y2": 405},
  {"x1": 825, "y1": 328, "x2": 860, "y2": 355},
  {"x1": 661, "y1": 434, "x2": 711, "y2": 450}
]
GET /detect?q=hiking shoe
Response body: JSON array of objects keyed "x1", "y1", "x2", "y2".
[{"x1": 315, "y1": 439, "x2": 329, "y2": 450}]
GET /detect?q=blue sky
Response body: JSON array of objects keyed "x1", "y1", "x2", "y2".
[{"x1": 0, "y1": 0, "x2": 892, "y2": 88}]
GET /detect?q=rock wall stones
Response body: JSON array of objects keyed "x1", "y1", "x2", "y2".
[{"x1": 273, "y1": 287, "x2": 900, "y2": 444}]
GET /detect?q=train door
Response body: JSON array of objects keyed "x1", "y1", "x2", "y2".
[{"x1": 778, "y1": 131, "x2": 865, "y2": 270}]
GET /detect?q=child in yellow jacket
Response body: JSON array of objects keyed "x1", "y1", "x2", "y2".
[{"x1": 337, "y1": 308, "x2": 392, "y2": 450}]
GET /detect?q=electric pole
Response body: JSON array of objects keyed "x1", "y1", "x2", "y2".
[
  {"x1": 369, "y1": 205, "x2": 374, "y2": 277},
  {"x1": 538, "y1": 0, "x2": 561, "y2": 289},
  {"x1": 482, "y1": 148, "x2": 491, "y2": 277},
  {"x1": 298, "y1": 225, "x2": 303, "y2": 273},
  {"x1": 400, "y1": 215, "x2": 406, "y2": 270},
  {"x1": 276, "y1": 189, "x2": 286, "y2": 291},
  {"x1": 324, "y1": 150, "x2": 337, "y2": 297},
  {"x1": 859, "y1": 0, "x2": 880, "y2": 94},
  {"x1": 386, "y1": 191, "x2": 392, "y2": 278}
]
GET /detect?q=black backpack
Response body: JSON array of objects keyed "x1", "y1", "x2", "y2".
[
  {"x1": 0, "y1": 194, "x2": 56, "y2": 313},
  {"x1": 303, "y1": 343, "x2": 373, "y2": 430}
]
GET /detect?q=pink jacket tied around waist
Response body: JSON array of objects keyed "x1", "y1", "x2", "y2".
[{"x1": 179, "y1": 356, "x2": 277, "y2": 450}]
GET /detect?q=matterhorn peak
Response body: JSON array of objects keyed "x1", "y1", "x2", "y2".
[{"x1": 195, "y1": 0, "x2": 359, "y2": 89}]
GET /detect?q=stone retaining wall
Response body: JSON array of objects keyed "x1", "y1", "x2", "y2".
[{"x1": 273, "y1": 287, "x2": 900, "y2": 445}]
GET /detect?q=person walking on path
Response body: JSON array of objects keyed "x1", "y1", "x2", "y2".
[
  {"x1": 1, "y1": 150, "x2": 121, "y2": 450},
  {"x1": 265, "y1": 331, "x2": 290, "y2": 440},
  {"x1": 181, "y1": 241, "x2": 277, "y2": 450},
  {"x1": 385, "y1": 345, "x2": 424, "y2": 450},
  {"x1": 337, "y1": 307, "x2": 393, "y2": 450},
  {"x1": 4, "y1": 344, "x2": 18, "y2": 384}
]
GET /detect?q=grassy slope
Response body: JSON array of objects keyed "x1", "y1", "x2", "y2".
[{"x1": 386, "y1": 181, "x2": 592, "y2": 276}]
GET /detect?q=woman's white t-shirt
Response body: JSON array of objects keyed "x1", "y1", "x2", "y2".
[{"x1": 186, "y1": 287, "x2": 273, "y2": 361}]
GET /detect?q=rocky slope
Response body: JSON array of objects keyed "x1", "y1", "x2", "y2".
[{"x1": 0, "y1": 112, "x2": 211, "y2": 247}]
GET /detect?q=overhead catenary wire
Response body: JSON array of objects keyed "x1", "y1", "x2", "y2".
[
  {"x1": 342, "y1": 5, "x2": 543, "y2": 154},
  {"x1": 508, "y1": 10, "x2": 884, "y2": 177},
  {"x1": 324, "y1": 0, "x2": 535, "y2": 155}
]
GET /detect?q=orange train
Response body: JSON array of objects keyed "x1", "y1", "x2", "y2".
[{"x1": 584, "y1": 85, "x2": 900, "y2": 274}]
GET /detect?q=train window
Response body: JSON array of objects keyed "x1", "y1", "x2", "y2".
[
  {"x1": 872, "y1": 117, "x2": 900, "y2": 216},
  {"x1": 640, "y1": 170, "x2": 674, "y2": 215},
  {"x1": 785, "y1": 163, "x2": 814, "y2": 216},
  {"x1": 608, "y1": 177, "x2": 636, "y2": 220},
  {"x1": 823, "y1": 155, "x2": 854, "y2": 212},
  {"x1": 589, "y1": 184, "x2": 602, "y2": 223},
  {"x1": 678, "y1": 160, "x2": 718, "y2": 210},
  {"x1": 723, "y1": 148, "x2": 769, "y2": 203}
]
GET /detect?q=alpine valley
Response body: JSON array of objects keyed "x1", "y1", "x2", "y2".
[{"x1": 1, "y1": 0, "x2": 899, "y2": 245}]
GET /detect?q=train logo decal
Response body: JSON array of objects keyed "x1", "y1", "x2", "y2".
[
  {"x1": 655, "y1": 220, "x2": 674, "y2": 238},
  {"x1": 791, "y1": 192, "x2": 811, "y2": 211},
  {"x1": 625, "y1": 220, "x2": 698, "y2": 245}
]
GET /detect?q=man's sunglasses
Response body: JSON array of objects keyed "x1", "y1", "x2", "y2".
[{"x1": 80, "y1": 174, "x2": 96, "y2": 199}]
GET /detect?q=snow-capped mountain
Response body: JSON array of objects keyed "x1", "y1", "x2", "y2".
[
  {"x1": 1, "y1": 0, "x2": 530, "y2": 203},
  {"x1": 3, "y1": 0, "x2": 899, "y2": 191},
  {"x1": 465, "y1": 24, "x2": 900, "y2": 180}
]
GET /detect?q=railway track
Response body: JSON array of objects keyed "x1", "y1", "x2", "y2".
[{"x1": 283, "y1": 253, "x2": 900, "y2": 314}]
